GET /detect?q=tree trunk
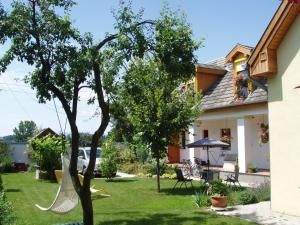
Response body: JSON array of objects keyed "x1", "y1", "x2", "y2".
[
  {"x1": 156, "y1": 156, "x2": 160, "y2": 193},
  {"x1": 80, "y1": 190, "x2": 93, "y2": 225}
]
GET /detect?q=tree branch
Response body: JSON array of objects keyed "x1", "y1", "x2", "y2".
[
  {"x1": 78, "y1": 85, "x2": 91, "y2": 91},
  {"x1": 95, "y1": 20, "x2": 155, "y2": 50},
  {"x1": 83, "y1": 61, "x2": 110, "y2": 189}
]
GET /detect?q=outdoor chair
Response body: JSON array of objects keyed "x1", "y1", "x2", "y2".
[
  {"x1": 173, "y1": 168, "x2": 193, "y2": 190},
  {"x1": 54, "y1": 170, "x2": 109, "y2": 195},
  {"x1": 224, "y1": 165, "x2": 241, "y2": 187}
]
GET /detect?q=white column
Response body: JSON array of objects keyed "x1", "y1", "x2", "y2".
[
  {"x1": 188, "y1": 124, "x2": 195, "y2": 161},
  {"x1": 237, "y1": 118, "x2": 247, "y2": 173}
]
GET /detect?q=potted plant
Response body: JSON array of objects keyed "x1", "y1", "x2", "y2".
[
  {"x1": 209, "y1": 180, "x2": 229, "y2": 208},
  {"x1": 247, "y1": 163, "x2": 258, "y2": 173},
  {"x1": 259, "y1": 123, "x2": 269, "y2": 144}
]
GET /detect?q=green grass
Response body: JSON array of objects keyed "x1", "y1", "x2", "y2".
[{"x1": 2, "y1": 172, "x2": 257, "y2": 225}]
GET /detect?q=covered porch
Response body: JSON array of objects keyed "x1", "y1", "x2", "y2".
[{"x1": 179, "y1": 106, "x2": 270, "y2": 173}]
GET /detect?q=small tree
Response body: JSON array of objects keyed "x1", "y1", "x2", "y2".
[
  {"x1": 13, "y1": 121, "x2": 38, "y2": 142},
  {"x1": 99, "y1": 136, "x2": 118, "y2": 180},
  {"x1": 111, "y1": 8, "x2": 202, "y2": 192}
]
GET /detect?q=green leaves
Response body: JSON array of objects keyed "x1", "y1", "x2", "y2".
[
  {"x1": 154, "y1": 6, "x2": 199, "y2": 80},
  {"x1": 109, "y1": 4, "x2": 203, "y2": 164},
  {"x1": 28, "y1": 135, "x2": 67, "y2": 177},
  {"x1": 13, "y1": 120, "x2": 38, "y2": 142}
]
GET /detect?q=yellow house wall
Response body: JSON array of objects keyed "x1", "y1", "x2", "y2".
[{"x1": 268, "y1": 14, "x2": 300, "y2": 216}]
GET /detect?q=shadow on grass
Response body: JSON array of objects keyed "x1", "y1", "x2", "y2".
[
  {"x1": 96, "y1": 211, "x2": 231, "y2": 225},
  {"x1": 160, "y1": 187, "x2": 195, "y2": 196},
  {"x1": 105, "y1": 179, "x2": 138, "y2": 183},
  {"x1": 5, "y1": 188, "x2": 22, "y2": 192}
]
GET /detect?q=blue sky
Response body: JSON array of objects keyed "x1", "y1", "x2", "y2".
[{"x1": 0, "y1": 0, "x2": 280, "y2": 136}]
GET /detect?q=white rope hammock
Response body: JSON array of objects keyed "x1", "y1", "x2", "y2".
[{"x1": 35, "y1": 153, "x2": 79, "y2": 214}]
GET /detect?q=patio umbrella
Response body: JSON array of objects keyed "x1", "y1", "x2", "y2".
[{"x1": 186, "y1": 138, "x2": 229, "y2": 182}]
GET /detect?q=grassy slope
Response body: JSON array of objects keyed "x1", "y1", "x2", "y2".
[{"x1": 2, "y1": 173, "x2": 257, "y2": 225}]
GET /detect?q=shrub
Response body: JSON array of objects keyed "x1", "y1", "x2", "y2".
[
  {"x1": 252, "y1": 181, "x2": 270, "y2": 202},
  {"x1": 198, "y1": 181, "x2": 209, "y2": 194},
  {"x1": 0, "y1": 175, "x2": 3, "y2": 192},
  {"x1": 118, "y1": 148, "x2": 136, "y2": 164},
  {"x1": 229, "y1": 185, "x2": 246, "y2": 192},
  {"x1": 0, "y1": 142, "x2": 11, "y2": 159},
  {"x1": 194, "y1": 191, "x2": 211, "y2": 208},
  {"x1": 28, "y1": 135, "x2": 67, "y2": 179},
  {"x1": 0, "y1": 158, "x2": 14, "y2": 173},
  {"x1": 0, "y1": 142, "x2": 14, "y2": 173},
  {"x1": 99, "y1": 135, "x2": 119, "y2": 180},
  {"x1": 170, "y1": 173, "x2": 177, "y2": 179},
  {"x1": 27, "y1": 163, "x2": 37, "y2": 172},
  {"x1": 0, "y1": 191, "x2": 15, "y2": 225},
  {"x1": 100, "y1": 159, "x2": 117, "y2": 180},
  {"x1": 119, "y1": 163, "x2": 140, "y2": 174},
  {"x1": 134, "y1": 143, "x2": 149, "y2": 163},
  {"x1": 238, "y1": 191, "x2": 258, "y2": 205},
  {"x1": 210, "y1": 180, "x2": 229, "y2": 196},
  {"x1": 141, "y1": 160, "x2": 168, "y2": 176},
  {"x1": 164, "y1": 165, "x2": 176, "y2": 174},
  {"x1": 137, "y1": 173, "x2": 145, "y2": 177}
]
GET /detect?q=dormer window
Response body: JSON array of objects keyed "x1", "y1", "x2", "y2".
[{"x1": 225, "y1": 44, "x2": 254, "y2": 102}]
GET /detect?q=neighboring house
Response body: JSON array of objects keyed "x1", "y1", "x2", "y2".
[
  {"x1": 9, "y1": 142, "x2": 30, "y2": 164},
  {"x1": 168, "y1": 44, "x2": 270, "y2": 173},
  {"x1": 248, "y1": 0, "x2": 300, "y2": 216},
  {"x1": 32, "y1": 127, "x2": 58, "y2": 139},
  {"x1": 8, "y1": 128, "x2": 58, "y2": 166}
]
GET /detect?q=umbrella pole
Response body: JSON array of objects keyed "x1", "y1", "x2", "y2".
[{"x1": 206, "y1": 146, "x2": 210, "y2": 183}]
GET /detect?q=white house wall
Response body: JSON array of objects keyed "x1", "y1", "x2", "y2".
[
  {"x1": 9, "y1": 143, "x2": 30, "y2": 164},
  {"x1": 268, "y1": 13, "x2": 300, "y2": 216}
]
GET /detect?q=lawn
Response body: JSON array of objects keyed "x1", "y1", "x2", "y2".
[{"x1": 2, "y1": 172, "x2": 257, "y2": 225}]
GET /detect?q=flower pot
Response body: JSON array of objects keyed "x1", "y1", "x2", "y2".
[
  {"x1": 247, "y1": 168, "x2": 254, "y2": 173},
  {"x1": 211, "y1": 195, "x2": 228, "y2": 208}
]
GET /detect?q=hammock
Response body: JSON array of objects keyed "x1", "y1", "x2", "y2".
[{"x1": 35, "y1": 153, "x2": 79, "y2": 214}]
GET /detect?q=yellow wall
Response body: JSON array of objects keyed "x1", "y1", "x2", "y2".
[{"x1": 268, "y1": 14, "x2": 300, "y2": 216}]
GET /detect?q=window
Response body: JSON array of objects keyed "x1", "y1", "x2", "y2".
[
  {"x1": 220, "y1": 128, "x2": 231, "y2": 149},
  {"x1": 181, "y1": 131, "x2": 186, "y2": 149},
  {"x1": 235, "y1": 71, "x2": 249, "y2": 100},
  {"x1": 203, "y1": 130, "x2": 208, "y2": 138},
  {"x1": 233, "y1": 60, "x2": 254, "y2": 101},
  {"x1": 79, "y1": 149, "x2": 85, "y2": 159}
]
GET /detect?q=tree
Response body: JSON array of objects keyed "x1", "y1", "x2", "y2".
[
  {"x1": 1, "y1": 1, "x2": 199, "y2": 223},
  {"x1": 111, "y1": 7, "x2": 201, "y2": 192},
  {"x1": 113, "y1": 60, "x2": 201, "y2": 192},
  {"x1": 13, "y1": 121, "x2": 38, "y2": 142}
]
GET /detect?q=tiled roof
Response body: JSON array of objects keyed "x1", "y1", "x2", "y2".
[
  {"x1": 200, "y1": 57, "x2": 268, "y2": 110},
  {"x1": 196, "y1": 63, "x2": 226, "y2": 71}
]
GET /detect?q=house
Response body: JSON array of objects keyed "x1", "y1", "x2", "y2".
[
  {"x1": 248, "y1": 0, "x2": 300, "y2": 216},
  {"x1": 9, "y1": 142, "x2": 30, "y2": 164},
  {"x1": 168, "y1": 44, "x2": 270, "y2": 173},
  {"x1": 32, "y1": 127, "x2": 58, "y2": 139},
  {"x1": 8, "y1": 128, "x2": 58, "y2": 170}
]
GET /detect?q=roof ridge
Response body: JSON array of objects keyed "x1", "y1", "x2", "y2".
[{"x1": 204, "y1": 57, "x2": 226, "y2": 64}]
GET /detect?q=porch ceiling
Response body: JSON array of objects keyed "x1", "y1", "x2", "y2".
[{"x1": 196, "y1": 107, "x2": 268, "y2": 121}]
